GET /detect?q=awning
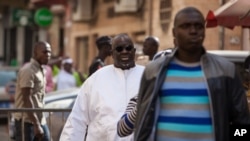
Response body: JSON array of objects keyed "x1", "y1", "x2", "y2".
[{"x1": 206, "y1": 0, "x2": 250, "y2": 29}]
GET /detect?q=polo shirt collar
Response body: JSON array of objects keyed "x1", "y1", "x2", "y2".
[{"x1": 30, "y1": 58, "x2": 43, "y2": 69}]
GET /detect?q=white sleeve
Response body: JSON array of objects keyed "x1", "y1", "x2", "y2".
[
  {"x1": 56, "y1": 73, "x2": 62, "y2": 90},
  {"x1": 59, "y1": 80, "x2": 90, "y2": 141}
]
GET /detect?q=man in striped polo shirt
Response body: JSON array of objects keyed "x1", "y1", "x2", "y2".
[{"x1": 133, "y1": 7, "x2": 250, "y2": 141}]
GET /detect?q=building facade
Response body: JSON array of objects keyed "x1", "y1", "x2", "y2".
[
  {"x1": 0, "y1": 0, "x2": 248, "y2": 75},
  {"x1": 65, "y1": 0, "x2": 248, "y2": 74}
]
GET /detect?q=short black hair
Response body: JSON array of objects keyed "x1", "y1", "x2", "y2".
[
  {"x1": 96, "y1": 36, "x2": 112, "y2": 49},
  {"x1": 145, "y1": 36, "x2": 159, "y2": 47},
  {"x1": 33, "y1": 41, "x2": 49, "y2": 57},
  {"x1": 174, "y1": 7, "x2": 204, "y2": 27}
]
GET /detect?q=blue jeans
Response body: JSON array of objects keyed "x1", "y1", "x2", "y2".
[{"x1": 15, "y1": 119, "x2": 50, "y2": 141}]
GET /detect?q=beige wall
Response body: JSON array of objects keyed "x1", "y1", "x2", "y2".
[
  {"x1": 48, "y1": 16, "x2": 60, "y2": 56},
  {"x1": 64, "y1": 0, "x2": 243, "y2": 74}
]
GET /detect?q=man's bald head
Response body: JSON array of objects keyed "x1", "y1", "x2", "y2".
[
  {"x1": 112, "y1": 33, "x2": 133, "y2": 49},
  {"x1": 111, "y1": 33, "x2": 136, "y2": 70}
]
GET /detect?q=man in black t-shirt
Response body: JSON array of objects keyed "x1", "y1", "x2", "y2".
[{"x1": 88, "y1": 36, "x2": 112, "y2": 76}]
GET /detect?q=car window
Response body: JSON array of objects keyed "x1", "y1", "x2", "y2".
[
  {"x1": 45, "y1": 97, "x2": 75, "y2": 109},
  {"x1": 0, "y1": 70, "x2": 16, "y2": 87}
]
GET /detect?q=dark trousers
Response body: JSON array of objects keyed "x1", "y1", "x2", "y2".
[{"x1": 15, "y1": 119, "x2": 50, "y2": 141}]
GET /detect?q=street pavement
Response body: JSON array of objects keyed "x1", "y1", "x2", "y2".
[{"x1": 0, "y1": 119, "x2": 12, "y2": 141}]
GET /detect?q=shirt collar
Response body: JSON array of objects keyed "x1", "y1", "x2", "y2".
[{"x1": 30, "y1": 58, "x2": 44, "y2": 70}]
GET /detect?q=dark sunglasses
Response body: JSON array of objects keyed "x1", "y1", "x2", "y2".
[{"x1": 114, "y1": 45, "x2": 134, "y2": 53}]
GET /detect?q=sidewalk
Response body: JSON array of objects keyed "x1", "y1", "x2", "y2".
[{"x1": 0, "y1": 119, "x2": 11, "y2": 141}]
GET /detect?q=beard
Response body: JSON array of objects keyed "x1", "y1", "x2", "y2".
[{"x1": 115, "y1": 61, "x2": 135, "y2": 70}]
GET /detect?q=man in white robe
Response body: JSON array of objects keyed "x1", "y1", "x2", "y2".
[
  {"x1": 56, "y1": 58, "x2": 76, "y2": 90},
  {"x1": 60, "y1": 33, "x2": 145, "y2": 141}
]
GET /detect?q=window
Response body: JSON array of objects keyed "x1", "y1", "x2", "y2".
[
  {"x1": 107, "y1": 7, "x2": 115, "y2": 18},
  {"x1": 159, "y1": 0, "x2": 172, "y2": 32}
]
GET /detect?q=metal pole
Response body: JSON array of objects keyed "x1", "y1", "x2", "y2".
[
  {"x1": 219, "y1": 0, "x2": 226, "y2": 50},
  {"x1": 219, "y1": 27, "x2": 225, "y2": 50},
  {"x1": 242, "y1": 27, "x2": 250, "y2": 50}
]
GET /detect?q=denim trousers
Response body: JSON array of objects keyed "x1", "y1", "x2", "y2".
[{"x1": 15, "y1": 119, "x2": 50, "y2": 141}]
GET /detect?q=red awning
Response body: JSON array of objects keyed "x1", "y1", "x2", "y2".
[{"x1": 206, "y1": 0, "x2": 250, "y2": 29}]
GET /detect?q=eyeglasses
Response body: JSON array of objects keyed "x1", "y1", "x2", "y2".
[{"x1": 114, "y1": 45, "x2": 134, "y2": 53}]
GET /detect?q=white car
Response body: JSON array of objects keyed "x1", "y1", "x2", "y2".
[
  {"x1": 44, "y1": 88, "x2": 80, "y2": 141},
  {"x1": 155, "y1": 50, "x2": 250, "y2": 106},
  {"x1": 9, "y1": 88, "x2": 80, "y2": 141},
  {"x1": 208, "y1": 50, "x2": 250, "y2": 91}
]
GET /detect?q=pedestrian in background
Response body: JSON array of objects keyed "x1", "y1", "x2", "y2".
[
  {"x1": 136, "y1": 36, "x2": 159, "y2": 66},
  {"x1": 60, "y1": 33, "x2": 145, "y2": 141},
  {"x1": 14, "y1": 41, "x2": 52, "y2": 141},
  {"x1": 142, "y1": 36, "x2": 159, "y2": 61},
  {"x1": 56, "y1": 58, "x2": 84, "y2": 90},
  {"x1": 45, "y1": 65, "x2": 54, "y2": 93},
  {"x1": 134, "y1": 7, "x2": 250, "y2": 141},
  {"x1": 88, "y1": 35, "x2": 112, "y2": 76}
]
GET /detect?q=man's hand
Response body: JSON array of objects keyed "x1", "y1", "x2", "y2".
[{"x1": 34, "y1": 124, "x2": 44, "y2": 140}]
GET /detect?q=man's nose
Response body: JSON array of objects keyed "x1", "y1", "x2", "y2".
[{"x1": 189, "y1": 25, "x2": 198, "y2": 33}]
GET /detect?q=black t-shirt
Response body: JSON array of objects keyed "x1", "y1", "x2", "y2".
[{"x1": 88, "y1": 58, "x2": 105, "y2": 77}]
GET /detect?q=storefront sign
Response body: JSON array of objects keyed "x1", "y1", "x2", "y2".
[
  {"x1": 12, "y1": 9, "x2": 33, "y2": 26},
  {"x1": 34, "y1": 8, "x2": 53, "y2": 27}
]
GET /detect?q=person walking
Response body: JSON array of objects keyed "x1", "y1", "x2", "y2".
[
  {"x1": 133, "y1": 7, "x2": 250, "y2": 141},
  {"x1": 60, "y1": 33, "x2": 145, "y2": 141},
  {"x1": 56, "y1": 58, "x2": 84, "y2": 90},
  {"x1": 142, "y1": 36, "x2": 159, "y2": 61},
  {"x1": 13, "y1": 41, "x2": 52, "y2": 141},
  {"x1": 88, "y1": 35, "x2": 112, "y2": 76}
]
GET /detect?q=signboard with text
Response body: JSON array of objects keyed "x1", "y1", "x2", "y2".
[
  {"x1": 12, "y1": 9, "x2": 33, "y2": 26},
  {"x1": 34, "y1": 8, "x2": 53, "y2": 27}
]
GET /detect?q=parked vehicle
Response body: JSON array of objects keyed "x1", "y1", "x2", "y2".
[
  {"x1": 0, "y1": 66, "x2": 18, "y2": 118},
  {"x1": 207, "y1": 50, "x2": 250, "y2": 93},
  {"x1": 207, "y1": 50, "x2": 249, "y2": 63},
  {"x1": 8, "y1": 88, "x2": 79, "y2": 141},
  {"x1": 44, "y1": 88, "x2": 80, "y2": 141}
]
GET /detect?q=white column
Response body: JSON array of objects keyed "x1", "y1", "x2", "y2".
[
  {"x1": 242, "y1": 27, "x2": 250, "y2": 51},
  {"x1": 16, "y1": 26, "x2": 25, "y2": 65},
  {"x1": 38, "y1": 28, "x2": 48, "y2": 41}
]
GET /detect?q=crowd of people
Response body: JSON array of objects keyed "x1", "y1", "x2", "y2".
[{"x1": 11, "y1": 6, "x2": 250, "y2": 141}]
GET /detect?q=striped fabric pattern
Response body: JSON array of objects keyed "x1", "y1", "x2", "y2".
[
  {"x1": 156, "y1": 59, "x2": 214, "y2": 141},
  {"x1": 117, "y1": 96, "x2": 138, "y2": 137}
]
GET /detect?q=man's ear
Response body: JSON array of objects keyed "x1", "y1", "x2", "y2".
[
  {"x1": 111, "y1": 50, "x2": 115, "y2": 59},
  {"x1": 172, "y1": 28, "x2": 178, "y2": 46},
  {"x1": 172, "y1": 28, "x2": 176, "y2": 38}
]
